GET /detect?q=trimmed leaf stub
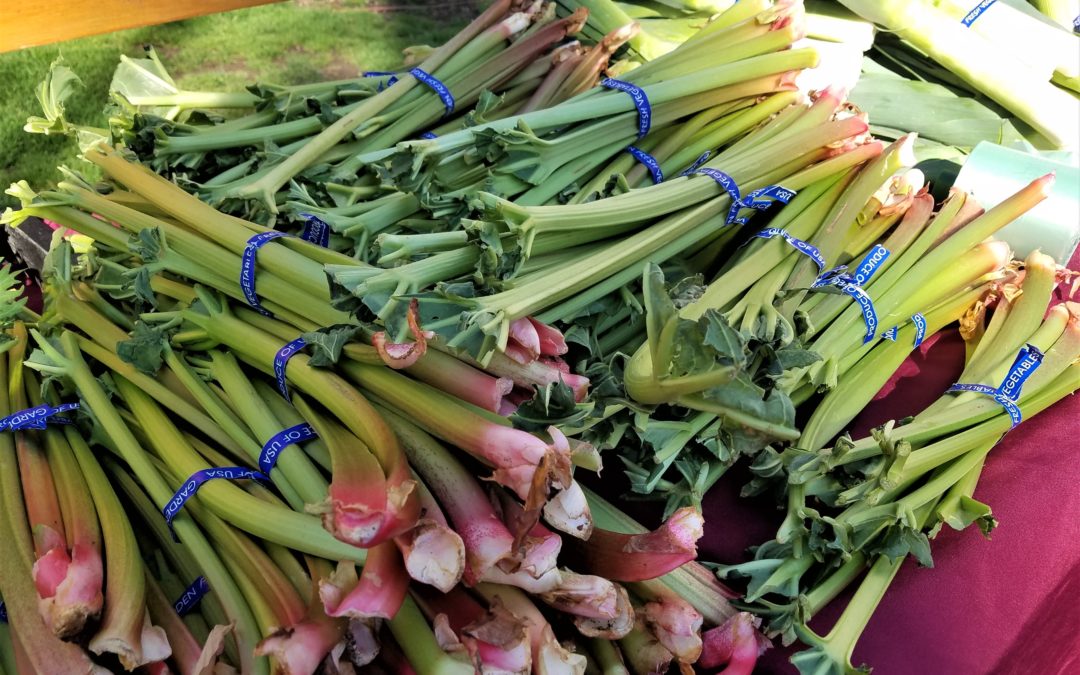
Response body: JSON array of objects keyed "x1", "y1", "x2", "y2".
[{"x1": 372, "y1": 299, "x2": 433, "y2": 369}]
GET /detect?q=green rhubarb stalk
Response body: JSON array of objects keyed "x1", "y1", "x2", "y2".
[
  {"x1": 207, "y1": 350, "x2": 328, "y2": 506},
  {"x1": 790, "y1": 517, "x2": 922, "y2": 674},
  {"x1": 837, "y1": 0, "x2": 1079, "y2": 147},
  {"x1": 226, "y1": 0, "x2": 516, "y2": 209},
  {"x1": 57, "y1": 314, "x2": 247, "y2": 459},
  {"x1": 182, "y1": 293, "x2": 421, "y2": 538},
  {"x1": 779, "y1": 135, "x2": 917, "y2": 318},
  {"x1": 170, "y1": 486, "x2": 306, "y2": 631},
  {"x1": 389, "y1": 595, "x2": 474, "y2": 675},
  {"x1": 109, "y1": 373, "x2": 367, "y2": 561},
  {"x1": 798, "y1": 283, "x2": 991, "y2": 451},
  {"x1": 104, "y1": 459, "x2": 239, "y2": 663}
]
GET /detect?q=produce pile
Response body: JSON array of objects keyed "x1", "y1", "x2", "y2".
[{"x1": 0, "y1": 0, "x2": 1077, "y2": 674}]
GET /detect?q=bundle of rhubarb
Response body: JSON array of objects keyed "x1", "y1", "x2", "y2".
[
  {"x1": 718, "y1": 251, "x2": 1079, "y2": 673},
  {"x1": 0, "y1": 234, "x2": 747, "y2": 675},
  {"x1": 2, "y1": 0, "x2": 1077, "y2": 673}
]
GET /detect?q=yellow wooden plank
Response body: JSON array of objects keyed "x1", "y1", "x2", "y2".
[{"x1": 0, "y1": 0, "x2": 285, "y2": 53}]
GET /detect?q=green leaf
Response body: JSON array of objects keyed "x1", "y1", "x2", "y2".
[
  {"x1": 511, "y1": 380, "x2": 592, "y2": 430},
  {"x1": 0, "y1": 264, "x2": 27, "y2": 331},
  {"x1": 876, "y1": 523, "x2": 934, "y2": 568},
  {"x1": 300, "y1": 324, "x2": 361, "y2": 367},
  {"x1": 25, "y1": 57, "x2": 83, "y2": 135},
  {"x1": 775, "y1": 347, "x2": 822, "y2": 371},
  {"x1": 116, "y1": 322, "x2": 166, "y2": 376},
  {"x1": 129, "y1": 227, "x2": 164, "y2": 262},
  {"x1": 132, "y1": 268, "x2": 157, "y2": 308},
  {"x1": 702, "y1": 310, "x2": 747, "y2": 368}
]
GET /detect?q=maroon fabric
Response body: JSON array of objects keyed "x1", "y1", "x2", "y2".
[{"x1": 693, "y1": 248, "x2": 1080, "y2": 674}]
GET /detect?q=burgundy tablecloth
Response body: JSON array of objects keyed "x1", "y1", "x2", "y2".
[{"x1": 691, "y1": 248, "x2": 1080, "y2": 674}]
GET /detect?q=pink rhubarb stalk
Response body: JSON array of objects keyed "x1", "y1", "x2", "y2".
[
  {"x1": 406, "y1": 349, "x2": 513, "y2": 413},
  {"x1": 30, "y1": 382, "x2": 104, "y2": 638},
  {"x1": 568, "y1": 507, "x2": 702, "y2": 582},
  {"x1": 538, "y1": 571, "x2": 635, "y2": 639},
  {"x1": 319, "y1": 542, "x2": 408, "y2": 620},
  {"x1": 699, "y1": 612, "x2": 768, "y2": 674},
  {"x1": 640, "y1": 595, "x2": 703, "y2": 665},
  {"x1": 484, "y1": 351, "x2": 590, "y2": 403},
  {"x1": 294, "y1": 394, "x2": 399, "y2": 547},
  {"x1": 395, "y1": 479, "x2": 466, "y2": 592},
  {"x1": 254, "y1": 607, "x2": 345, "y2": 675},
  {"x1": 541, "y1": 478, "x2": 593, "y2": 540},
  {"x1": 342, "y1": 360, "x2": 572, "y2": 509},
  {"x1": 474, "y1": 583, "x2": 587, "y2": 674},
  {"x1": 378, "y1": 408, "x2": 517, "y2": 584},
  {"x1": 418, "y1": 586, "x2": 531, "y2": 674},
  {"x1": 490, "y1": 489, "x2": 562, "y2": 578}
]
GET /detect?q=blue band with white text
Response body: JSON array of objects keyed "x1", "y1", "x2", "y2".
[
  {"x1": 694, "y1": 169, "x2": 742, "y2": 223},
  {"x1": 627, "y1": 146, "x2": 663, "y2": 184},
  {"x1": 912, "y1": 313, "x2": 927, "y2": 348},
  {"x1": 163, "y1": 468, "x2": 269, "y2": 537},
  {"x1": 299, "y1": 213, "x2": 331, "y2": 248},
  {"x1": 679, "y1": 151, "x2": 711, "y2": 177},
  {"x1": 0, "y1": 402, "x2": 79, "y2": 431},
  {"x1": 241, "y1": 231, "x2": 290, "y2": 316},
  {"x1": 729, "y1": 184, "x2": 797, "y2": 225},
  {"x1": 601, "y1": 78, "x2": 651, "y2": 139},
  {"x1": 363, "y1": 71, "x2": 399, "y2": 90},
  {"x1": 811, "y1": 245, "x2": 890, "y2": 343},
  {"x1": 410, "y1": 68, "x2": 455, "y2": 116},
  {"x1": 961, "y1": 0, "x2": 997, "y2": 26},
  {"x1": 259, "y1": 423, "x2": 318, "y2": 475},
  {"x1": 173, "y1": 576, "x2": 211, "y2": 617},
  {"x1": 948, "y1": 344, "x2": 1043, "y2": 428},
  {"x1": 753, "y1": 228, "x2": 825, "y2": 270},
  {"x1": 274, "y1": 336, "x2": 307, "y2": 401}
]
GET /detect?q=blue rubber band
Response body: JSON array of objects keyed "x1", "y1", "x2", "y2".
[
  {"x1": 241, "y1": 231, "x2": 290, "y2": 317},
  {"x1": 880, "y1": 312, "x2": 926, "y2": 348},
  {"x1": 627, "y1": 146, "x2": 663, "y2": 184},
  {"x1": 961, "y1": 0, "x2": 997, "y2": 26},
  {"x1": 363, "y1": 71, "x2": 399, "y2": 91},
  {"x1": 912, "y1": 313, "x2": 927, "y2": 348},
  {"x1": 753, "y1": 228, "x2": 826, "y2": 270},
  {"x1": 948, "y1": 344, "x2": 1043, "y2": 428},
  {"x1": 259, "y1": 422, "x2": 318, "y2": 475},
  {"x1": 601, "y1": 78, "x2": 652, "y2": 139},
  {"x1": 679, "y1": 151, "x2": 711, "y2": 177},
  {"x1": 409, "y1": 68, "x2": 455, "y2": 116},
  {"x1": 419, "y1": 131, "x2": 438, "y2": 140},
  {"x1": 0, "y1": 402, "x2": 79, "y2": 431},
  {"x1": 274, "y1": 336, "x2": 307, "y2": 401},
  {"x1": 693, "y1": 169, "x2": 743, "y2": 224},
  {"x1": 0, "y1": 601, "x2": 6, "y2": 623},
  {"x1": 173, "y1": 577, "x2": 211, "y2": 617},
  {"x1": 163, "y1": 467, "x2": 269, "y2": 539},
  {"x1": 729, "y1": 184, "x2": 797, "y2": 225},
  {"x1": 811, "y1": 245, "x2": 890, "y2": 343},
  {"x1": 298, "y1": 213, "x2": 331, "y2": 248}
]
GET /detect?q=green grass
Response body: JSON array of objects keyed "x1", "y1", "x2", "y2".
[{"x1": 0, "y1": 1, "x2": 473, "y2": 206}]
